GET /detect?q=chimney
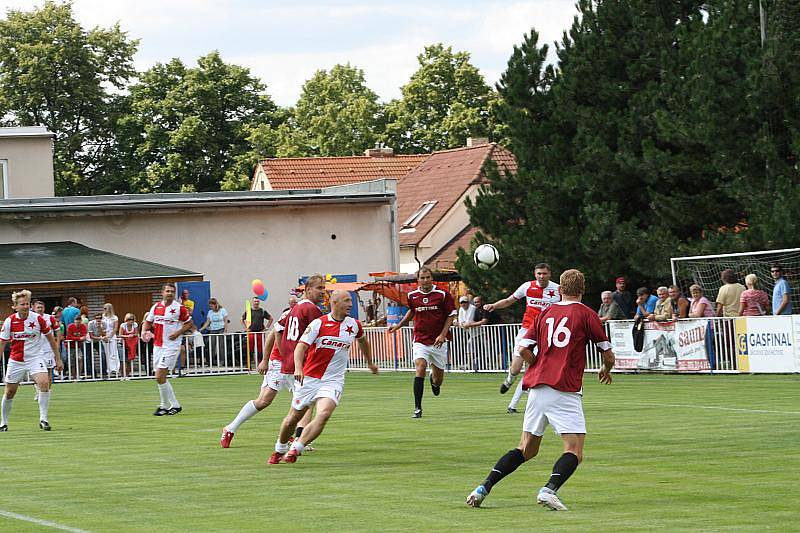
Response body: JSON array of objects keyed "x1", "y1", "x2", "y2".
[
  {"x1": 364, "y1": 145, "x2": 395, "y2": 157},
  {"x1": 466, "y1": 137, "x2": 489, "y2": 147}
]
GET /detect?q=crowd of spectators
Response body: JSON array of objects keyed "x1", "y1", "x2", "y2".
[{"x1": 604, "y1": 265, "x2": 792, "y2": 322}]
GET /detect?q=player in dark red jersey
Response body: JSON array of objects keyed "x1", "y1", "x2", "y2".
[
  {"x1": 0, "y1": 290, "x2": 62, "y2": 431},
  {"x1": 466, "y1": 269, "x2": 615, "y2": 511},
  {"x1": 388, "y1": 267, "x2": 456, "y2": 418}
]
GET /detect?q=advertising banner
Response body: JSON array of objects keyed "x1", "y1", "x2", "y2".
[
  {"x1": 735, "y1": 316, "x2": 795, "y2": 373},
  {"x1": 608, "y1": 319, "x2": 711, "y2": 372}
]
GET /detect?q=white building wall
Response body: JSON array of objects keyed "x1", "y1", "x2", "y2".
[{"x1": 0, "y1": 202, "x2": 395, "y2": 318}]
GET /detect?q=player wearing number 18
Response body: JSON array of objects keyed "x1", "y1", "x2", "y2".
[{"x1": 466, "y1": 269, "x2": 615, "y2": 511}]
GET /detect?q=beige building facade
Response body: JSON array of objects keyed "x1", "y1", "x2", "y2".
[
  {"x1": 0, "y1": 126, "x2": 56, "y2": 199},
  {"x1": 0, "y1": 181, "x2": 398, "y2": 318}
]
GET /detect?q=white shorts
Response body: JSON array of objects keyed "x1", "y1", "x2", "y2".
[
  {"x1": 5, "y1": 358, "x2": 48, "y2": 384},
  {"x1": 522, "y1": 385, "x2": 586, "y2": 436},
  {"x1": 291, "y1": 377, "x2": 343, "y2": 410},
  {"x1": 412, "y1": 342, "x2": 448, "y2": 370},
  {"x1": 261, "y1": 360, "x2": 293, "y2": 392},
  {"x1": 152, "y1": 346, "x2": 180, "y2": 370},
  {"x1": 513, "y1": 327, "x2": 527, "y2": 357},
  {"x1": 42, "y1": 349, "x2": 56, "y2": 369}
]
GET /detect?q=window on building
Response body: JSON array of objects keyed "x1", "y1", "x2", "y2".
[{"x1": 400, "y1": 200, "x2": 437, "y2": 233}]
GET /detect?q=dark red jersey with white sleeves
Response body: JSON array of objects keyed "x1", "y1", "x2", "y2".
[{"x1": 278, "y1": 299, "x2": 322, "y2": 374}]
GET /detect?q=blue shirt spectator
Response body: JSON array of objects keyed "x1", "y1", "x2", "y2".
[
  {"x1": 771, "y1": 265, "x2": 792, "y2": 315},
  {"x1": 61, "y1": 299, "x2": 81, "y2": 326},
  {"x1": 635, "y1": 287, "x2": 658, "y2": 318}
]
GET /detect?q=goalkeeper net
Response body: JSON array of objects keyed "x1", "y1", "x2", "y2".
[{"x1": 671, "y1": 248, "x2": 800, "y2": 310}]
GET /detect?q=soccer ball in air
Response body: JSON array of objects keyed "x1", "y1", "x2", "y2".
[{"x1": 473, "y1": 244, "x2": 500, "y2": 270}]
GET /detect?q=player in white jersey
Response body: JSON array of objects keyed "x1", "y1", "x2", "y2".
[
  {"x1": 141, "y1": 283, "x2": 194, "y2": 416},
  {"x1": 269, "y1": 291, "x2": 378, "y2": 464},
  {"x1": 32, "y1": 301, "x2": 62, "y2": 400},
  {"x1": 483, "y1": 263, "x2": 560, "y2": 398},
  {"x1": 0, "y1": 290, "x2": 62, "y2": 431}
]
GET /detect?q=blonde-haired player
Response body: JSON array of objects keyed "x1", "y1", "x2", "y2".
[
  {"x1": 467, "y1": 269, "x2": 615, "y2": 511},
  {"x1": 0, "y1": 290, "x2": 63, "y2": 431}
]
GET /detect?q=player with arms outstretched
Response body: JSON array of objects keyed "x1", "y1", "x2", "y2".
[
  {"x1": 0, "y1": 290, "x2": 63, "y2": 431},
  {"x1": 269, "y1": 290, "x2": 378, "y2": 464},
  {"x1": 466, "y1": 269, "x2": 615, "y2": 511},
  {"x1": 483, "y1": 263, "x2": 560, "y2": 398},
  {"x1": 141, "y1": 283, "x2": 194, "y2": 416},
  {"x1": 388, "y1": 267, "x2": 456, "y2": 418}
]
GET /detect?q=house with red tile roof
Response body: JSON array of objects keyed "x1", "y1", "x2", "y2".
[
  {"x1": 250, "y1": 139, "x2": 517, "y2": 274},
  {"x1": 251, "y1": 147, "x2": 428, "y2": 190},
  {"x1": 397, "y1": 139, "x2": 516, "y2": 272}
]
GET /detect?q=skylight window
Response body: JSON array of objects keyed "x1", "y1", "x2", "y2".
[{"x1": 400, "y1": 200, "x2": 437, "y2": 233}]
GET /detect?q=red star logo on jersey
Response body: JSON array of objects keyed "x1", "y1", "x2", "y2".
[
  {"x1": 345, "y1": 325, "x2": 355, "y2": 335},
  {"x1": 27, "y1": 321, "x2": 35, "y2": 328},
  {"x1": 170, "y1": 308, "x2": 176, "y2": 314},
  {"x1": 546, "y1": 290, "x2": 556, "y2": 298}
]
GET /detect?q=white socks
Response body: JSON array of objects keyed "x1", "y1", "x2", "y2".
[
  {"x1": 227, "y1": 400, "x2": 258, "y2": 432},
  {"x1": 38, "y1": 391, "x2": 50, "y2": 422},
  {"x1": 1, "y1": 395, "x2": 12, "y2": 426},
  {"x1": 508, "y1": 380, "x2": 524, "y2": 410},
  {"x1": 290, "y1": 439, "x2": 305, "y2": 454},
  {"x1": 157, "y1": 382, "x2": 180, "y2": 408},
  {"x1": 275, "y1": 440, "x2": 289, "y2": 454}
]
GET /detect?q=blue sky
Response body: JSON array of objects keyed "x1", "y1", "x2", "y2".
[{"x1": 1, "y1": 0, "x2": 579, "y2": 106}]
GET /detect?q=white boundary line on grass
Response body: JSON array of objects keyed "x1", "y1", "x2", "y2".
[
  {"x1": 658, "y1": 403, "x2": 800, "y2": 415},
  {"x1": 0, "y1": 509, "x2": 90, "y2": 532}
]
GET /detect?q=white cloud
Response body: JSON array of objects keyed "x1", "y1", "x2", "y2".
[{"x1": 0, "y1": 0, "x2": 579, "y2": 106}]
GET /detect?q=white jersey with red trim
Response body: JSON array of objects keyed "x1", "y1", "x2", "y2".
[
  {"x1": 146, "y1": 300, "x2": 191, "y2": 350},
  {"x1": 299, "y1": 314, "x2": 363, "y2": 383},
  {"x1": 37, "y1": 313, "x2": 60, "y2": 357},
  {"x1": 0, "y1": 311, "x2": 52, "y2": 362},
  {"x1": 512, "y1": 280, "x2": 561, "y2": 328}
]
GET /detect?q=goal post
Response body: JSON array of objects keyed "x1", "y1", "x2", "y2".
[{"x1": 670, "y1": 248, "x2": 800, "y2": 309}]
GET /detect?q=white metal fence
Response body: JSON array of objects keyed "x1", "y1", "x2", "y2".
[{"x1": 2, "y1": 316, "x2": 796, "y2": 383}]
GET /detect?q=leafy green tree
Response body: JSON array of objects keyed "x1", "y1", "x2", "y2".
[
  {"x1": 286, "y1": 64, "x2": 382, "y2": 156},
  {"x1": 0, "y1": 1, "x2": 138, "y2": 195},
  {"x1": 119, "y1": 52, "x2": 279, "y2": 192},
  {"x1": 383, "y1": 44, "x2": 492, "y2": 153}
]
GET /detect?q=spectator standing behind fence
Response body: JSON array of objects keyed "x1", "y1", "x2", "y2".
[
  {"x1": 457, "y1": 296, "x2": 475, "y2": 326},
  {"x1": 771, "y1": 264, "x2": 793, "y2": 315},
  {"x1": 61, "y1": 298, "x2": 80, "y2": 328},
  {"x1": 88, "y1": 314, "x2": 105, "y2": 377},
  {"x1": 668, "y1": 286, "x2": 690, "y2": 318},
  {"x1": 739, "y1": 274, "x2": 770, "y2": 316},
  {"x1": 102, "y1": 303, "x2": 121, "y2": 378},
  {"x1": 65, "y1": 315, "x2": 87, "y2": 378},
  {"x1": 242, "y1": 297, "x2": 272, "y2": 362},
  {"x1": 612, "y1": 277, "x2": 635, "y2": 318},
  {"x1": 466, "y1": 296, "x2": 499, "y2": 373},
  {"x1": 652, "y1": 287, "x2": 673, "y2": 322},
  {"x1": 635, "y1": 287, "x2": 658, "y2": 320},
  {"x1": 80, "y1": 306, "x2": 90, "y2": 325},
  {"x1": 688, "y1": 285, "x2": 715, "y2": 318},
  {"x1": 715, "y1": 269, "x2": 746, "y2": 317},
  {"x1": 181, "y1": 289, "x2": 195, "y2": 315},
  {"x1": 199, "y1": 298, "x2": 229, "y2": 362},
  {"x1": 597, "y1": 291, "x2": 627, "y2": 323},
  {"x1": 118, "y1": 313, "x2": 139, "y2": 380}
]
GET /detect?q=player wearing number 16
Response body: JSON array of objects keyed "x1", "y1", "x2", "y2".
[{"x1": 466, "y1": 269, "x2": 615, "y2": 511}]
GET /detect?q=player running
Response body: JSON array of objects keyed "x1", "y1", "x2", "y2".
[
  {"x1": 141, "y1": 283, "x2": 194, "y2": 416},
  {"x1": 32, "y1": 300, "x2": 62, "y2": 400},
  {"x1": 388, "y1": 267, "x2": 456, "y2": 418},
  {"x1": 0, "y1": 290, "x2": 63, "y2": 431},
  {"x1": 269, "y1": 290, "x2": 378, "y2": 464},
  {"x1": 483, "y1": 263, "x2": 560, "y2": 398},
  {"x1": 219, "y1": 309, "x2": 306, "y2": 448},
  {"x1": 466, "y1": 269, "x2": 615, "y2": 511}
]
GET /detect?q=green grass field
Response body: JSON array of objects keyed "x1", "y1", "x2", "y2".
[{"x1": 1, "y1": 372, "x2": 798, "y2": 532}]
